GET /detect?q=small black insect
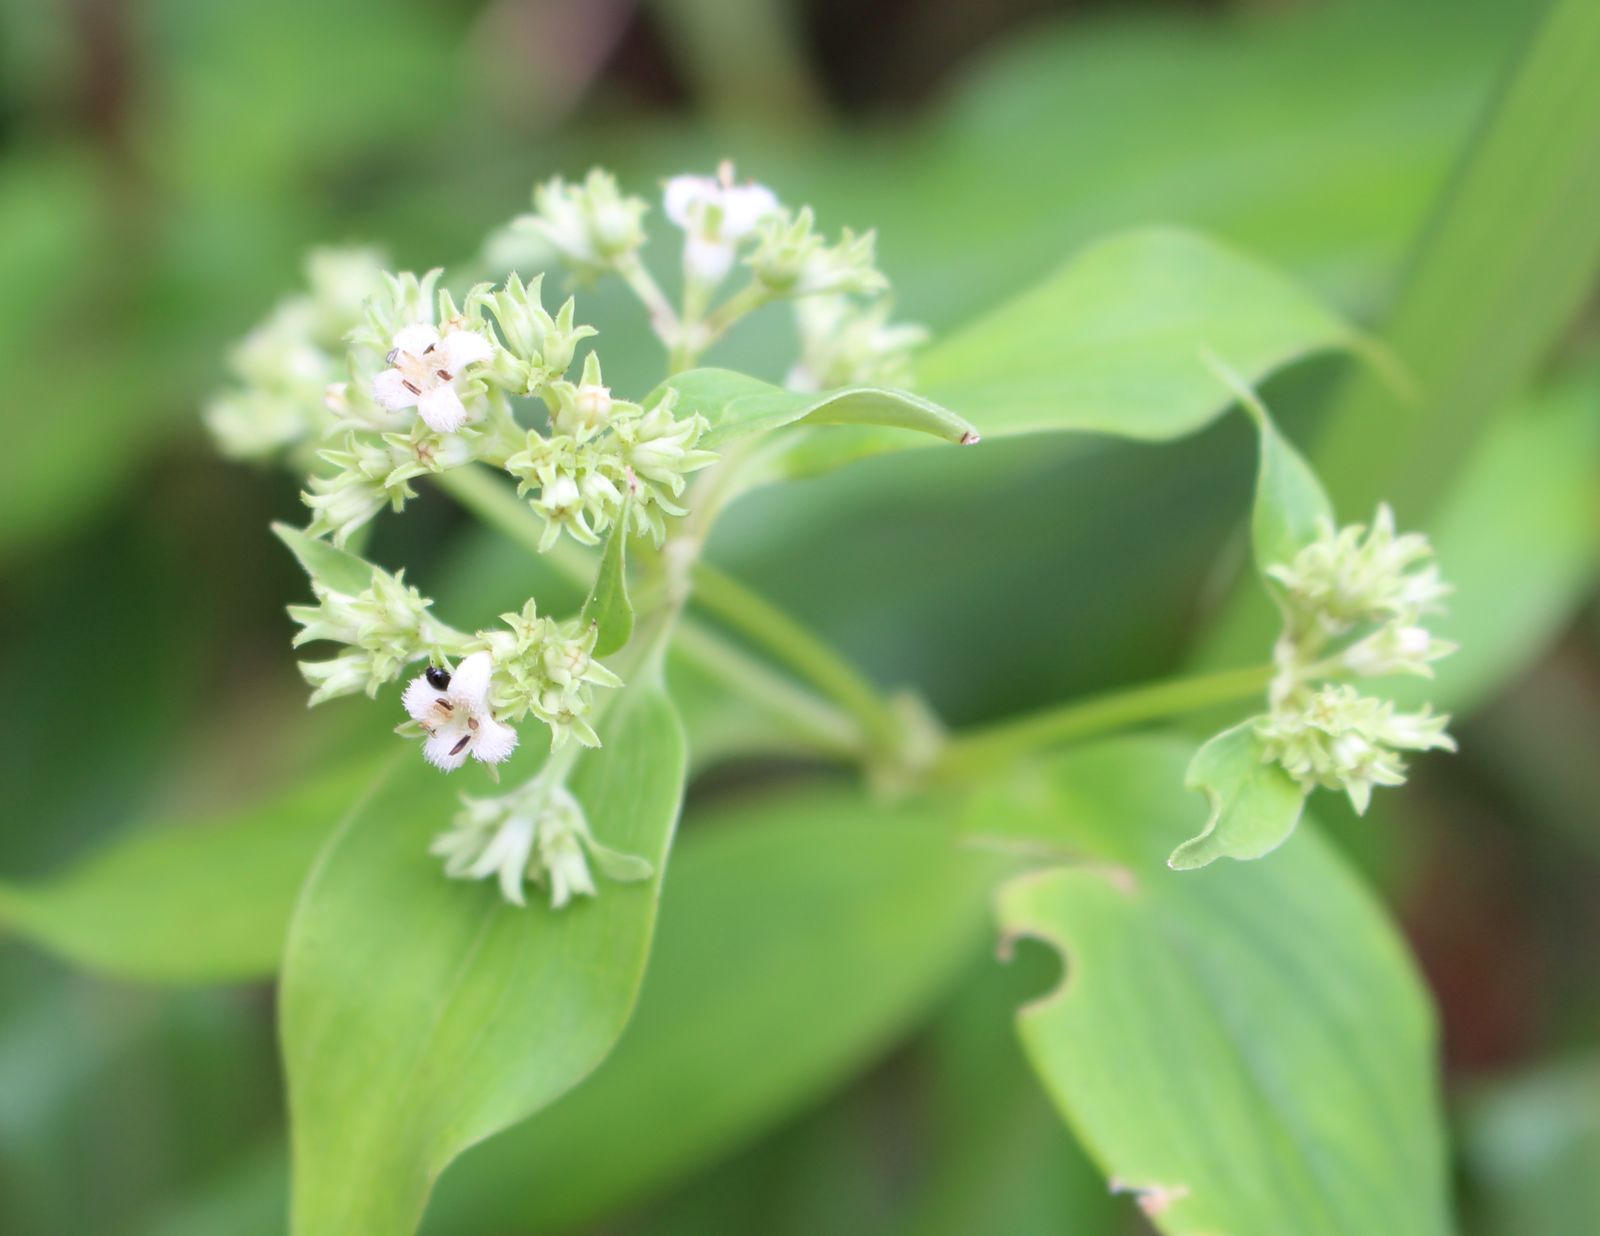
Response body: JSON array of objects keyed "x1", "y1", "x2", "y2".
[{"x1": 425, "y1": 666, "x2": 451, "y2": 690}]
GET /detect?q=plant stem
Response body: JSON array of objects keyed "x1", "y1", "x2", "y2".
[
  {"x1": 937, "y1": 664, "x2": 1274, "y2": 778},
  {"x1": 685, "y1": 559, "x2": 904, "y2": 759},
  {"x1": 432, "y1": 464, "x2": 864, "y2": 759},
  {"x1": 615, "y1": 253, "x2": 679, "y2": 348}
]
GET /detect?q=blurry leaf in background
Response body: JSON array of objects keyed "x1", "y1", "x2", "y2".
[
  {"x1": 918, "y1": 227, "x2": 1363, "y2": 442},
  {"x1": 1460, "y1": 1057, "x2": 1600, "y2": 1236},
  {"x1": 281, "y1": 683, "x2": 685, "y2": 1236},
  {"x1": 980, "y1": 737, "x2": 1452, "y2": 1236},
  {"x1": 0, "y1": 760, "x2": 385, "y2": 984},
  {"x1": 1397, "y1": 367, "x2": 1600, "y2": 716}
]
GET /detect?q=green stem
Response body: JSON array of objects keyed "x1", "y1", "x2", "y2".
[
  {"x1": 937, "y1": 664, "x2": 1274, "y2": 778},
  {"x1": 686, "y1": 559, "x2": 903, "y2": 758},
  {"x1": 615, "y1": 253, "x2": 679, "y2": 347},
  {"x1": 432, "y1": 464, "x2": 864, "y2": 759}
]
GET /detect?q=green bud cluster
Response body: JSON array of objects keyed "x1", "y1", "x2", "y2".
[
  {"x1": 288, "y1": 566, "x2": 468, "y2": 706},
  {"x1": 504, "y1": 359, "x2": 717, "y2": 550},
  {"x1": 474, "y1": 600, "x2": 623, "y2": 751},
  {"x1": 1257, "y1": 505, "x2": 1457, "y2": 813}
]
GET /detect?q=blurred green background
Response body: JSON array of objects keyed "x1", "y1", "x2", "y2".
[{"x1": 2, "y1": 0, "x2": 1597, "y2": 1232}]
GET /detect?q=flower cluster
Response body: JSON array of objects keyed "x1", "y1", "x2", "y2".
[
  {"x1": 288, "y1": 564, "x2": 466, "y2": 705},
  {"x1": 432, "y1": 778, "x2": 652, "y2": 908},
  {"x1": 787, "y1": 295, "x2": 928, "y2": 392},
  {"x1": 504, "y1": 363, "x2": 718, "y2": 550},
  {"x1": 1256, "y1": 505, "x2": 1457, "y2": 813},
  {"x1": 212, "y1": 162, "x2": 925, "y2": 906},
  {"x1": 204, "y1": 247, "x2": 386, "y2": 461},
  {"x1": 1256, "y1": 684, "x2": 1455, "y2": 815},
  {"x1": 475, "y1": 600, "x2": 622, "y2": 750}
]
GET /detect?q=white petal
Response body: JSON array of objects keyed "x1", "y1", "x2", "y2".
[
  {"x1": 684, "y1": 236, "x2": 735, "y2": 284},
  {"x1": 402, "y1": 674, "x2": 442, "y2": 721},
  {"x1": 450, "y1": 651, "x2": 495, "y2": 710},
  {"x1": 441, "y1": 329, "x2": 494, "y2": 371},
  {"x1": 424, "y1": 724, "x2": 473, "y2": 771},
  {"x1": 392, "y1": 322, "x2": 440, "y2": 356},
  {"x1": 663, "y1": 175, "x2": 714, "y2": 228},
  {"x1": 471, "y1": 715, "x2": 519, "y2": 765},
  {"x1": 418, "y1": 385, "x2": 469, "y2": 433},
  {"x1": 373, "y1": 368, "x2": 419, "y2": 410},
  {"x1": 719, "y1": 183, "x2": 779, "y2": 238}
]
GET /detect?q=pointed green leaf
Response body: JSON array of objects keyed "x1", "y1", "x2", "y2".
[
  {"x1": 1168, "y1": 720, "x2": 1308, "y2": 870},
  {"x1": 579, "y1": 511, "x2": 633, "y2": 657},
  {"x1": 974, "y1": 736, "x2": 1450, "y2": 1236},
  {"x1": 918, "y1": 227, "x2": 1365, "y2": 442},
  {"x1": 281, "y1": 682, "x2": 687, "y2": 1236},
  {"x1": 0, "y1": 759, "x2": 387, "y2": 983},
  {"x1": 273, "y1": 522, "x2": 378, "y2": 595},
  {"x1": 659, "y1": 368, "x2": 979, "y2": 450},
  {"x1": 1199, "y1": 354, "x2": 1335, "y2": 577},
  {"x1": 425, "y1": 786, "x2": 1006, "y2": 1233},
  {"x1": 1249, "y1": 409, "x2": 1334, "y2": 579}
]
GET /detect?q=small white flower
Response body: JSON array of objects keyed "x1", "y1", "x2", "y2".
[
  {"x1": 372, "y1": 323, "x2": 496, "y2": 434},
  {"x1": 431, "y1": 781, "x2": 651, "y2": 907},
  {"x1": 664, "y1": 163, "x2": 781, "y2": 284},
  {"x1": 401, "y1": 651, "x2": 518, "y2": 771}
]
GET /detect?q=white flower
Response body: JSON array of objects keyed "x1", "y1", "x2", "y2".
[
  {"x1": 1267, "y1": 503, "x2": 1450, "y2": 633},
  {"x1": 1340, "y1": 621, "x2": 1457, "y2": 679},
  {"x1": 664, "y1": 163, "x2": 781, "y2": 284},
  {"x1": 431, "y1": 781, "x2": 651, "y2": 907},
  {"x1": 1256, "y1": 683, "x2": 1455, "y2": 814},
  {"x1": 401, "y1": 651, "x2": 518, "y2": 771},
  {"x1": 372, "y1": 323, "x2": 496, "y2": 434},
  {"x1": 519, "y1": 170, "x2": 648, "y2": 277}
]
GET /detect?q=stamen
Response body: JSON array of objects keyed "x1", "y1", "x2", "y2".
[
  {"x1": 435, "y1": 369, "x2": 453, "y2": 381},
  {"x1": 449, "y1": 734, "x2": 472, "y2": 757},
  {"x1": 402, "y1": 379, "x2": 422, "y2": 395}
]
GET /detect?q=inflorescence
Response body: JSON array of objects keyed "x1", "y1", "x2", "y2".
[
  {"x1": 206, "y1": 163, "x2": 921, "y2": 906},
  {"x1": 1255, "y1": 504, "x2": 1457, "y2": 814}
]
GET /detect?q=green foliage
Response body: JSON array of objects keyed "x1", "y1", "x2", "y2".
[
  {"x1": 0, "y1": 761, "x2": 384, "y2": 982},
  {"x1": 281, "y1": 682, "x2": 686, "y2": 1236},
  {"x1": 580, "y1": 511, "x2": 635, "y2": 657},
  {"x1": 1168, "y1": 721, "x2": 1307, "y2": 870},
  {"x1": 661, "y1": 367, "x2": 978, "y2": 448},
  {"x1": 1313, "y1": 0, "x2": 1600, "y2": 519},
  {"x1": 1244, "y1": 399, "x2": 1335, "y2": 579},
  {"x1": 1405, "y1": 368, "x2": 1600, "y2": 713},
  {"x1": 917, "y1": 227, "x2": 1362, "y2": 442},
  {"x1": 274, "y1": 522, "x2": 378, "y2": 595},
  {"x1": 978, "y1": 737, "x2": 1451, "y2": 1236},
  {"x1": 426, "y1": 785, "x2": 1005, "y2": 1232}
]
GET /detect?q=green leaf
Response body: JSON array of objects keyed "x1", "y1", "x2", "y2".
[
  {"x1": 0, "y1": 759, "x2": 386, "y2": 983},
  {"x1": 918, "y1": 227, "x2": 1363, "y2": 442},
  {"x1": 660, "y1": 368, "x2": 979, "y2": 450},
  {"x1": 280, "y1": 681, "x2": 686, "y2": 1236},
  {"x1": 1221, "y1": 373, "x2": 1336, "y2": 577},
  {"x1": 975, "y1": 736, "x2": 1451, "y2": 1236},
  {"x1": 1399, "y1": 367, "x2": 1600, "y2": 714},
  {"x1": 1167, "y1": 721, "x2": 1307, "y2": 870},
  {"x1": 1461, "y1": 1057, "x2": 1600, "y2": 1236},
  {"x1": 273, "y1": 522, "x2": 377, "y2": 595},
  {"x1": 424, "y1": 785, "x2": 1004, "y2": 1233},
  {"x1": 1312, "y1": 0, "x2": 1600, "y2": 520},
  {"x1": 579, "y1": 510, "x2": 633, "y2": 657}
]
